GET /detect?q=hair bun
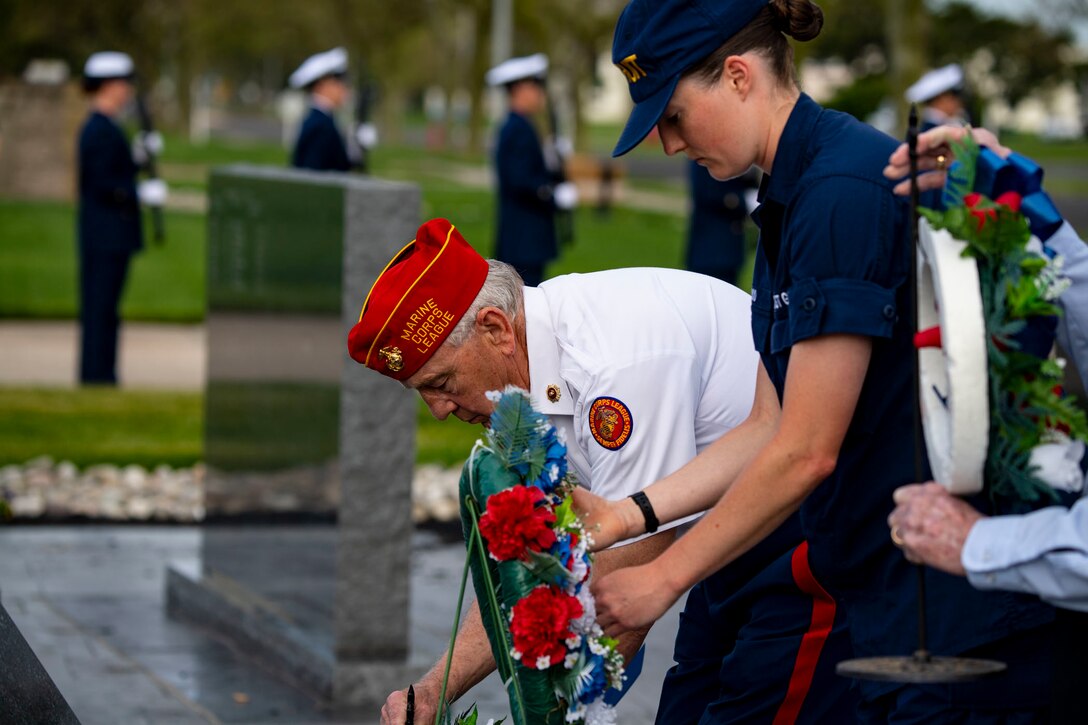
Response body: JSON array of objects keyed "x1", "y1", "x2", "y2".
[{"x1": 771, "y1": 0, "x2": 824, "y2": 42}]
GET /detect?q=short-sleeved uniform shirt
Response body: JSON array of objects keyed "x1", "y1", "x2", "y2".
[
  {"x1": 526, "y1": 268, "x2": 756, "y2": 526},
  {"x1": 751, "y1": 94, "x2": 1053, "y2": 667}
]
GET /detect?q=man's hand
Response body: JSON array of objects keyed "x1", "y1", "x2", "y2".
[
  {"x1": 592, "y1": 557, "x2": 682, "y2": 638},
  {"x1": 884, "y1": 125, "x2": 1010, "y2": 196},
  {"x1": 887, "y1": 481, "x2": 986, "y2": 576},
  {"x1": 571, "y1": 487, "x2": 641, "y2": 551},
  {"x1": 381, "y1": 681, "x2": 438, "y2": 725}
]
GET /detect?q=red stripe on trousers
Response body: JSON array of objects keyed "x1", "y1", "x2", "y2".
[{"x1": 771, "y1": 541, "x2": 837, "y2": 725}]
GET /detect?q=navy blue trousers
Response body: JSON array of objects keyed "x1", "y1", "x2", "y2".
[
  {"x1": 79, "y1": 248, "x2": 132, "y2": 385},
  {"x1": 657, "y1": 524, "x2": 857, "y2": 724}
]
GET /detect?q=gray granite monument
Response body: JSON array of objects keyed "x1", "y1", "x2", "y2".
[{"x1": 167, "y1": 165, "x2": 423, "y2": 706}]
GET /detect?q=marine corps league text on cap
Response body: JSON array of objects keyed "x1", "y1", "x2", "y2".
[{"x1": 347, "y1": 219, "x2": 489, "y2": 380}]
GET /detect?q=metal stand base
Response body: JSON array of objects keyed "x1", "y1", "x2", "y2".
[{"x1": 836, "y1": 651, "x2": 1006, "y2": 683}]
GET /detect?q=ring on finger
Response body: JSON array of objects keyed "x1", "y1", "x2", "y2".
[
  {"x1": 891, "y1": 526, "x2": 905, "y2": 547},
  {"x1": 935, "y1": 154, "x2": 947, "y2": 171}
]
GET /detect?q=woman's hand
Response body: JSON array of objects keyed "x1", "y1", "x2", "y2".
[
  {"x1": 571, "y1": 486, "x2": 640, "y2": 551},
  {"x1": 591, "y1": 559, "x2": 682, "y2": 638},
  {"x1": 884, "y1": 125, "x2": 1011, "y2": 195}
]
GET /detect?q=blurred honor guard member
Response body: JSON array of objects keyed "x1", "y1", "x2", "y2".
[
  {"x1": 905, "y1": 63, "x2": 969, "y2": 132},
  {"x1": 78, "y1": 52, "x2": 166, "y2": 385},
  {"x1": 289, "y1": 47, "x2": 353, "y2": 172},
  {"x1": 686, "y1": 160, "x2": 758, "y2": 286},
  {"x1": 486, "y1": 54, "x2": 577, "y2": 287}
]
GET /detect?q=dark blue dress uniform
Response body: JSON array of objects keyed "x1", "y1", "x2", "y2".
[
  {"x1": 656, "y1": 515, "x2": 857, "y2": 724},
  {"x1": 77, "y1": 110, "x2": 143, "y2": 384},
  {"x1": 494, "y1": 110, "x2": 560, "y2": 287},
  {"x1": 751, "y1": 94, "x2": 1054, "y2": 721},
  {"x1": 291, "y1": 106, "x2": 351, "y2": 172},
  {"x1": 686, "y1": 160, "x2": 752, "y2": 285}
]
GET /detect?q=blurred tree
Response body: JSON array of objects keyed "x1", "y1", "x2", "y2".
[
  {"x1": 803, "y1": 1, "x2": 1075, "y2": 130},
  {"x1": 0, "y1": 0, "x2": 1077, "y2": 145},
  {"x1": 930, "y1": 2, "x2": 1075, "y2": 108}
]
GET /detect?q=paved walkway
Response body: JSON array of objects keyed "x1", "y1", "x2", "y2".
[
  {"x1": 0, "y1": 320, "x2": 206, "y2": 390},
  {"x1": 0, "y1": 525, "x2": 682, "y2": 725}
]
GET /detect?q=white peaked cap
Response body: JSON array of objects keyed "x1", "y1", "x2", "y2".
[
  {"x1": 905, "y1": 63, "x2": 964, "y2": 104},
  {"x1": 83, "y1": 52, "x2": 134, "y2": 80},
  {"x1": 289, "y1": 47, "x2": 349, "y2": 89},
  {"x1": 485, "y1": 53, "x2": 548, "y2": 87}
]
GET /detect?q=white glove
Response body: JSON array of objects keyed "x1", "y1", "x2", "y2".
[
  {"x1": 132, "y1": 131, "x2": 164, "y2": 164},
  {"x1": 355, "y1": 123, "x2": 378, "y2": 149},
  {"x1": 138, "y1": 178, "x2": 169, "y2": 207},
  {"x1": 554, "y1": 181, "x2": 578, "y2": 210},
  {"x1": 743, "y1": 188, "x2": 760, "y2": 215}
]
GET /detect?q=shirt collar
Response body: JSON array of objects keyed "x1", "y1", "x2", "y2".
[
  {"x1": 311, "y1": 95, "x2": 336, "y2": 115},
  {"x1": 761, "y1": 93, "x2": 822, "y2": 206},
  {"x1": 524, "y1": 286, "x2": 574, "y2": 416}
]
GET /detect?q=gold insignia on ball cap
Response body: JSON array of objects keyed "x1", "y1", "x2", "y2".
[
  {"x1": 378, "y1": 345, "x2": 404, "y2": 372},
  {"x1": 546, "y1": 384, "x2": 562, "y2": 403}
]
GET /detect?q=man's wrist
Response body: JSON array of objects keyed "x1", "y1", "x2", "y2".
[
  {"x1": 618, "y1": 495, "x2": 647, "y2": 538},
  {"x1": 628, "y1": 491, "x2": 660, "y2": 533}
]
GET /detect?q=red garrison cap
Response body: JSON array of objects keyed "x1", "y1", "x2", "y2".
[{"x1": 347, "y1": 218, "x2": 488, "y2": 380}]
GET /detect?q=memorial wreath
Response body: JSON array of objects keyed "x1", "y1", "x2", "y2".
[
  {"x1": 914, "y1": 133, "x2": 1087, "y2": 508},
  {"x1": 437, "y1": 387, "x2": 625, "y2": 725}
]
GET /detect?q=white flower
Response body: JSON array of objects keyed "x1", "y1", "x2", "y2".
[
  {"x1": 536, "y1": 655, "x2": 552, "y2": 670},
  {"x1": 564, "y1": 702, "x2": 587, "y2": 722},
  {"x1": 584, "y1": 701, "x2": 617, "y2": 725}
]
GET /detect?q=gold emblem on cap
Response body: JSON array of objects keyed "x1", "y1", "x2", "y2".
[
  {"x1": 616, "y1": 54, "x2": 647, "y2": 83},
  {"x1": 546, "y1": 384, "x2": 562, "y2": 403},
  {"x1": 378, "y1": 345, "x2": 404, "y2": 372}
]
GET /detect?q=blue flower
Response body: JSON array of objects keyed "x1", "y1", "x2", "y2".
[
  {"x1": 529, "y1": 427, "x2": 568, "y2": 495},
  {"x1": 575, "y1": 652, "x2": 610, "y2": 704}
]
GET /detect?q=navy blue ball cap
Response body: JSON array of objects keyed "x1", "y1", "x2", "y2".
[{"x1": 611, "y1": 0, "x2": 769, "y2": 157}]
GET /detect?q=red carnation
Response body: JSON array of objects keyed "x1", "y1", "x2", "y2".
[
  {"x1": 510, "y1": 586, "x2": 584, "y2": 668},
  {"x1": 964, "y1": 192, "x2": 997, "y2": 232},
  {"x1": 995, "y1": 190, "x2": 1022, "y2": 212},
  {"x1": 479, "y1": 486, "x2": 556, "y2": 562}
]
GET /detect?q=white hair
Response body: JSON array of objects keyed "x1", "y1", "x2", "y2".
[{"x1": 444, "y1": 260, "x2": 524, "y2": 348}]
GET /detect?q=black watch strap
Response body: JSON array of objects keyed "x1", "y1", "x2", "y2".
[{"x1": 629, "y1": 491, "x2": 659, "y2": 534}]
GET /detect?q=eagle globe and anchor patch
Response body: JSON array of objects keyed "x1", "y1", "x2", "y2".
[{"x1": 588, "y1": 396, "x2": 633, "y2": 450}]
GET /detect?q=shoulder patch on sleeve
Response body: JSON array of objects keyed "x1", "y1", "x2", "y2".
[{"x1": 588, "y1": 396, "x2": 633, "y2": 451}]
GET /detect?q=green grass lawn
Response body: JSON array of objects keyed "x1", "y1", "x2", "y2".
[
  {"x1": 0, "y1": 387, "x2": 203, "y2": 469},
  {"x1": 0, "y1": 201, "x2": 207, "y2": 321},
  {"x1": 0, "y1": 386, "x2": 483, "y2": 470}
]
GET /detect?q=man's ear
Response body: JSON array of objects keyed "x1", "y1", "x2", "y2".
[{"x1": 476, "y1": 307, "x2": 517, "y2": 353}]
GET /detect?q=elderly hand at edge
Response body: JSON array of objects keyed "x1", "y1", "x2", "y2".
[
  {"x1": 888, "y1": 482, "x2": 987, "y2": 576},
  {"x1": 883, "y1": 125, "x2": 1012, "y2": 196}
]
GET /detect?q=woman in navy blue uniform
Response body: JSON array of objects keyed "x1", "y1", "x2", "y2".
[
  {"x1": 77, "y1": 52, "x2": 146, "y2": 385},
  {"x1": 486, "y1": 54, "x2": 577, "y2": 287},
  {"x1": 582, "y1": 1, "x2": 1056, "y2": 721},
  {"x1": 289, "y1": 47, "x2": 353, "y2": 172}
]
